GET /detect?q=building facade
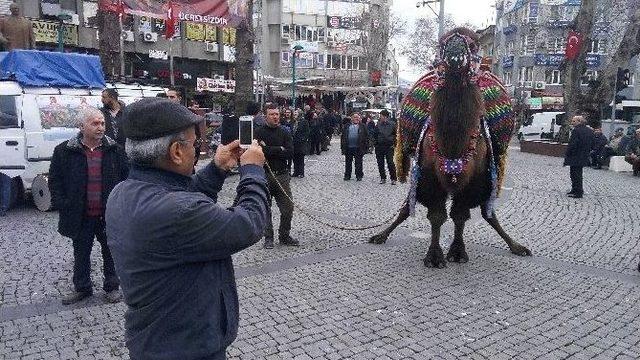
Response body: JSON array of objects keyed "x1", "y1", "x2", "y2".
[
  {"x1": 6, "y1": 1, "x2": 237, "y2": 89},
  {"x1": 255, "y1": 0, "x2": 398, "y2": 88},
  {"x1": 493, "y1": 0, "x2": 636, "y2": 113}
]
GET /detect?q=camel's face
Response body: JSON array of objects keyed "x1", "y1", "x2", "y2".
[{"x1": 441, "y1": 33, "x2": 474, "y2": 74}]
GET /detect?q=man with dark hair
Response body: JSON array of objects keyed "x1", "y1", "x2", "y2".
[
  {"x1": 247, "y1": 101, "x2": 266, "y2": 127},
  {"x1": 166, "y1": 88, "x2": 183, "y2": 104},
  {"x1": 49, "y1": 108, "x2": 128, "y2": 305},
  {"x1": 254, "y1": 104, "x2": 297, "y2": 248},
  {"x1": 340, "y1": 113, "x2": 369, "y2": 181},
  {"x1": 373, "y1": 110, "x2": 397, "y2": 184},
  {"x1": 563, "y1": 115, "x2": 594, "y2": 198},
  {"x1": 101, "y1": 88, "x2": 126, "y2": 146}
]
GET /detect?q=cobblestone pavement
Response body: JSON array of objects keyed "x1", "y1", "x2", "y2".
[{"x1": 1, "y1": 139, "x2": 639, "y2": 359}]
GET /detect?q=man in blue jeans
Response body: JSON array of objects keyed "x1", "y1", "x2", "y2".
[{"x1": 0, "y1": 172, "x2": 11, "y2": 216}]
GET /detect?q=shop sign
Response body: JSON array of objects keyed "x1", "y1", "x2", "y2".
[{"x1": 32, "y1": 20, "x2": 78, "y2": 45}]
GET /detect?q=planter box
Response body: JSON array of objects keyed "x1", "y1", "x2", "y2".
[{"x1": 520, "y1": 140, "x2": 567, "y2": 157}]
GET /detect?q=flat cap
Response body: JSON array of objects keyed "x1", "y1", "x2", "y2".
[{"x1": 123, "y1": 98, "x2": 202, "y2": 140}]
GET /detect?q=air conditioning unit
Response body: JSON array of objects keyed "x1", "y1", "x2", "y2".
[
  {"x1": 63, "y1": 13, "x2": 80, "y2": 26},
  {"x1": 281, "y1": 37, "x2": 290, "y2": 45},
  {"x1": 524, "y1": 81, "x2": 533, "y2": 88},
  {"x1": 204, "y1": 42, "x2": 218, "y2": 53},
  {"x1": 534, "y1": 81, "x2": 546, "y2": 90},
  {"x1": 142, "y1": 32, "x2": 158, "y2": 43},
  {"x1": 122, "y1": 31, "x2": 134, "y2": 42}
]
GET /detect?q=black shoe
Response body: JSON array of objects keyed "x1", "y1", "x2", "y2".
[
  {"x1": 567, "y1": 193, "x2": 583, "y2": 198},
  {"x1": 263, "y1": 238, "x2": 274, "y2": 249},
  {"x1": 380, "y1": 179, "x2": 386, "y2": 184},
  {"x1": 62, "y1": 291, "x2": 92, "y2": 305},
  {"x1": 298, "y1": 174, "x2": 304, "y2": 178},
  {"x1": 356, "y1": 177, "x2": 362, "y2": 181},
  {"x1": 104, "y1": 290, "x2": 122, "y2": 304},
  {"x1": 0, "y1": 210, "x2": 6, "y2": 217},
  {"x1": 279, "y1": 236, "x2": 300, "y2": 246},
  {"x1": 566, "y1": 190, "x2": 575, "y2": 195},
  {"x1": 391, "y1": 180, "x2": 397, "y2": 185},
  {"x1": 344, "y1": 177, "x2": 351, "y2": 181}
]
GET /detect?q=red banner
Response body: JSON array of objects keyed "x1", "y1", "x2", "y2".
[
  {"x1": 165, "y1": 1, "x2": 176, "y2": 39},
  {"x1": 565, "y1": 30, "x2": 583, "y2": 61},
  {"x1": 98, "y1": 0, "x2": 248, "y2": 28}
]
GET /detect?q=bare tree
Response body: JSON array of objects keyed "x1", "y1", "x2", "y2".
[
  {"x1": 233, "y1": 0, "x2": 254, "y2": 115},
  {"x1": 399, "y1": 15, "x2": 457, "y2": 73},
  {"x1": 558, "y1": 0, "x2": 640, "y2": 141}
]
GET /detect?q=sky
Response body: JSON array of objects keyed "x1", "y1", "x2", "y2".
[{"x1": 391, "y1": 0, "x2": 496, "y2": 81}]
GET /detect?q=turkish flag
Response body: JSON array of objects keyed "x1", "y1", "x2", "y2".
[
  {"x1": 165, "y1": 1, "x2": 176, "y2": 39},
  {"x1": 565, "y1": 30, "x2": 583, "y2": 61}
]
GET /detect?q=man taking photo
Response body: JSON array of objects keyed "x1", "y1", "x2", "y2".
[{"x1": 106, "y1": 98, "x2": 270, "y2": 360}]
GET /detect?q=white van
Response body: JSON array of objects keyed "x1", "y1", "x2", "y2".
[
  {"x1": 518, "y1": 111, "x2": 565, "y2": 140},
  {"x1": 0, "y1": 51, "x2": 164, "y2": 210}
]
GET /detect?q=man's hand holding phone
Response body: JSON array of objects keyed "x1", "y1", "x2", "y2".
[{"x1": 240, "y1": 140, "x2": 265, "y2": 167}]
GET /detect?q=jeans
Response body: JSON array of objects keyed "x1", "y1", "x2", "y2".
[
  {"x1": 0, "y1": 172, "x2": 12, "y2": 212},
  {"x1": 569, "y1": 166, "x2": 584, "y2": 196},
  {"x1": 375, "y1": 146, "x2": 397, "y2": 181},
  {"x1": 72, "y1": 216, "x2": 119, "y2": 294},
  {"x1": 344, "y1": 148, "x2": 363, "y2": 179}
]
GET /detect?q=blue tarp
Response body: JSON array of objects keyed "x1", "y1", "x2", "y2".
[{"x1": 0, "y1": 50, "x2": 105, "y2": 88}]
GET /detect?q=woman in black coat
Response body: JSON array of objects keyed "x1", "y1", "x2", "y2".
[{"x1": 292, "y1": 111, "x2": 310, "y2": 177}]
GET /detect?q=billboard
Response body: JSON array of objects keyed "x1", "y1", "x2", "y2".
[{"x1": 98, "y1": 0, "x2": 248, "y2": 27}]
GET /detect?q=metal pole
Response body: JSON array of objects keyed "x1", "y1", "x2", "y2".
[
  {"x1": 292, "y1": 50, "x2": 297, "y2": 109},
  {"x1": 169, "y1": 38, "x2": 175, "y2": 86},
  {"x1": 57, "y1": 19, "x2": 64, "y2": 52},
  {"x1": 438, "y1": 0, "x2": 445, "y2": 41},
  {"x1": 609, "y1": 74, "x2": 617, "y2": 136},
  {"x1": 118, "y1": 13, "x2": 125, "y2": 78}
]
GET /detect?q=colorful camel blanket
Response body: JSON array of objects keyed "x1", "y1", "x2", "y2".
[{"x1": 395, "y1": 70, "x2": 514, "y2": 197}]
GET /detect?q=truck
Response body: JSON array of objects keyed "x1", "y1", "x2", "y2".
[{"x1": 0, "y1": 50, "x2": 163, "y2": 211}]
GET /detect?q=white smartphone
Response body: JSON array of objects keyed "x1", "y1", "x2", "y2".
[{"x1": 239, "y1": 115, "x2": 254, "y2": 149}]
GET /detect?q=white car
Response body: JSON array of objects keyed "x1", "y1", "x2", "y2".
[{"x1": 518, "y1": 111, "x2": 565, "y2": 140}]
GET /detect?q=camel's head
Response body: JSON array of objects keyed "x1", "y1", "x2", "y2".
[{"x1": 439, "y1": 27, "x2": 480, "y2": 76}]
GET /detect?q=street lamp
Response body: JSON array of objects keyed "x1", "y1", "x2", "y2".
[
  {"x1": 416, "y1": 0, "x2": 445, "y2": 41},
  {"x1": 56, "y1": 13, "x2": 72, "y2": 52},
  {"x1": 291, "y1": 44, "x2": 303, "y2": 109}
]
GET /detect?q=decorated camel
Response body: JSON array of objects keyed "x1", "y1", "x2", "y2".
[{"x1": 369, "y1": 28, "x2": 531, "y2": 267}]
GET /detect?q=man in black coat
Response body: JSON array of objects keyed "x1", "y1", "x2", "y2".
[
  {"x1": 292, "y1": 111, "x2": 310, "y2": 177},
  {"x1": 590, "y1": 127, "x2": 608, "y2": 169},
  {"x1": 49, "y1": 107, "x2": 129, "y2": 304},
  {"x1": 100, "y1": 89, "x2": 126, "y2": 146},
  {"x1": 563, "y1": 115, "x2": 594, "y2": 198},
  {"x1": 340, "y1": 113, "x2": 369, "y2": 181}
]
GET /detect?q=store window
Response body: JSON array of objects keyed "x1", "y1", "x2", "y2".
[{"x1": 0, "y1": 96, "x2": 18, "y2": 128}]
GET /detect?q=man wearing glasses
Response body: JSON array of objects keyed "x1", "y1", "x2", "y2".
[{"x1": 106, "y1": 98, "x2": 270, "y2": 360}]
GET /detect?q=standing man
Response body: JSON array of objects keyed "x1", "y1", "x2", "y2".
[
  {"x1": 100, "y1": 89, "x2": 125, "y2": 147},
  {"x1": 340, "y1": 113, "x2": 368, "y2": 181},
  {"x1": 0, "y1": 3, "x2": 36, "y2": 50},
  {"x1": 292, "y1": 110, "x2": 310, "y2": 178},
  {"x1": 563, "y1": 115, "x2": 594, "y2": 199},
  {"x1": 166, "y1": 88, "x2": 183, "y2": 104},
  {"x1": 373, "y1": 110, "x2": 397, "y2": 184},
  {"x1": 49, "y1": 108, "x2": 128, "y2": 305},
  {"x1": 624, "y1": 128, "x2": 640, "y2": 176},
  {"x1": 106, "y1": 98, "x2": 270, "y2": 360},
  {"x1": 254, "y1": 104, "x2": 298, "y2": 248}
]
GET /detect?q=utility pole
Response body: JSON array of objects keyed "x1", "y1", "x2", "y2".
[
  {"x1": 609, "y1": 73, "x2": 618, "y2": 136},
  {"x1": 291, "y1": 45, "x2": 303, "y2": 109},
  {"x1": 417, "y1": 0, "x2": 446, "y2": 41},
  {"x1": 118, "y1": 12, "x2": 125, "y2": 78}
]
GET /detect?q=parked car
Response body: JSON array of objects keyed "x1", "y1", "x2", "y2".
[{"x1": 518, "y1": 111, "x2": 565, "y2": 141}]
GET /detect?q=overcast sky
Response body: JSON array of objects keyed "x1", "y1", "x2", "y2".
[{"x1": 391, "y1": 0, "x2": 496, "y2": 81}]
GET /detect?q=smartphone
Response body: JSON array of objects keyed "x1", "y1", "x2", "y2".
[{"x1": 239, "y1": 116, "x2": 254, "y2": 149}]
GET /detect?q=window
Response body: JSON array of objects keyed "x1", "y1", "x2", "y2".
[
  {"x1": 358, "y1": 57, "x2": 367, "y2": 71},
  {"x1": 282, "y1": 24, "x2": 291, "y2": 39},
  {"x1": 0, "y1": 96, "x2": 18, "y2": 128},
  {"x1": 545, "y1": 70, "x2": 562, "y2": 84},
  {"x1": 520, "y1": 35, "x2": 528, "y2": 55},
  {"x1": 520, "y1": 66, "x2": 533, "y2": 82},
  {"x1": 281, "y1": 52, "x2": 290, "y2": 65},
  {"x1": 548, "y1": 37, "x2": 565, "y2": 54},
  {"x1": 581, "y1": 70, "x2": 598, "y2": 85},
  {"x1": 316, "y1": 54, "x2": 325, "y2": 69},
  {"x1": 588, "y1": 39, "x2": 607, "y2": 54},
  {"x1": 506, "y1": 41, "x2": 515, "y2": 55},
  {"x1": 522, "y1": 4, "x2": 530, "y2": 22},
  {"x1": 504, "y1": 71, "x2": 512, "y2": 86}
]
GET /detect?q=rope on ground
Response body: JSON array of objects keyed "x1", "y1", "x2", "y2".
[{"x1": 264, "y1": 161, "x2": 405, "y2": 231}]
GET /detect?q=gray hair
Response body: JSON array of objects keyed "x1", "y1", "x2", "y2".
[
  {"x1": 77, "y1": 107, "x2": 104, "y2": 126},
  {"x1": 125, "y1": 130, "x2": 187, "y2": 166}
]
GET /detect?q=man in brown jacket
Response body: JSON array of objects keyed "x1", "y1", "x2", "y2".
[{"x1": 0, "y1": 3, "x2": 35, "y2": 50}]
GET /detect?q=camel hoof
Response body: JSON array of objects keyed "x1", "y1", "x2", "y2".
[
  {"x1": 369, "y1": 233, "x2": 388, "y2": 245},
  {"x1": 424, "y1": 246, "x2": 447, "y2": 268},
  {"x1": 510, "y1": 244, "x2": 532, "y2": 257},
  {"x1": 446, "y1": 242, "x2": 469, "y2": 263}
]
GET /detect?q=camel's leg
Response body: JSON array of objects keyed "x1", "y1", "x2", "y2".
[
  {"x1": 480, "y1": 205, "x2": 532, "y2": 256},
  {"x1": 424, "y1": 202, "x2": 447, "y2": 268},
  {"x1": 369, "y1": 202, "x2": 410, "y2": 244},
  {"x1": 447, "y1": 203, "x2": 470, "y2": 263}
]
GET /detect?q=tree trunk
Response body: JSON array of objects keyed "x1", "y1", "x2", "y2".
[
  {"x1": 557, "y1": 0, "x2": 596, "y2": 142},
  {"x1": 584, "y1": 9, "x2": 640, "y2": 108},
  {"x1": 233, "y1": 0, "x2": 254, "y2": 115},
  {"x1": 97, "y1": 10, "x2": 121, "y2": 80}
]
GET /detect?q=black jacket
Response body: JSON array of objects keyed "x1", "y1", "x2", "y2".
[
  {"x1": 373, "y1": 120, "x2": 396, "y2": 148},
  {"x1": 564, "y1": 124, "x2": 594, "y2": 167},
  {"x1": 49, "y1": 133, "x2": 128, "y2": 238},
  {"x1": 293, "y1": 118, "x2": 310, "y2": 154},
  {"x1": 106, "y1": 164, "x2": 269, "y2": 360},
  {"x1": 340, "y1": 123, "x2": 369, "y2": 155},
  {"x1": 101, "y1": 101, "x2": 126, "y2": 146},
  {"x1": 591, "y1": 132, "x2": 608, "y2": 153},
  {"x1": 254, "y1": 124, "x2": 294, "y2": 174}
]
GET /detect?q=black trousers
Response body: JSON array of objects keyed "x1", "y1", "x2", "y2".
[
  {"x1": 310, "y1": 137, "x2": 322, "y2": 155},
  {"x1": 265, "y1": 173, "x2": 294, "y2": 240},
  {"x1": 375, "y1": 146, "x2": 396, "y2": 181},
  {"x1": 569, "y1": 166, "x2": 584, "y2": 196},
  {"x1": 344, "y1": 148, "x2": 363, "y2": 179},
  {"x1": 72, "y1": 216, "x2": 119, "y2": 294},
  {"x1": 292, "y1": 152, "x2": 305, "y2": 176}
]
